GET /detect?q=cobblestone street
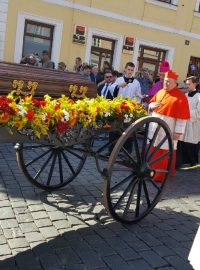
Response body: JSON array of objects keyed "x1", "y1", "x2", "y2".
[{"x1": 0, "y1": 143, "x2": 199, "y2": 270}]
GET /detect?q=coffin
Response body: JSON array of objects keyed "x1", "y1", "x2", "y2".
[{"x1": 0, "y1": 61, "x2": 97, "y2": 99}]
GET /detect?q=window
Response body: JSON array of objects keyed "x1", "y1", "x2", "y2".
[
  {"x1": 187, "y1": 56, "x2": 200, "y2": 77},
  {"x1": 137, "y1": 45, "x2": 167, "y2": 80},
  {"x1": 90, "y1": 35, "x2": 115, "y2": 70},
  {"x1": 156, "y1": 0, "x2": 173, "y2": 4},
  {"x1": 22, "y1": 20, "x2": 54, "y2": 58},
  {"x1": 145, "y1": 0, "x2": 178, "y2": 8},
  {"x1": 195, "y1": 1, "x2": 200, "y2": 12}
]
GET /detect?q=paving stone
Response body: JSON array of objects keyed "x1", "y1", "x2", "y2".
[
  {"x1": 48, "y1": 211, "x2": 66, "y2": 221},
  {"x1": 152, "y1": 245, "x2": 174, "y2": 257},
  {"x1": 29, "y1": 204, "x2": 45, "y2": 212},
  {"x1": 13, "y1": 207, "x2": 30, "y2": 215},
  {"x1": 56, "y1": 247, "x2": 82, "y2": 265},
  {"x1": 3, "y1": 227, "x2": 23, "y2": 239},
  {"x1": 39, "y1": 254, "x2": 63, "y2": 270},
  {"x1": 10, "y1": 200, "x2": 27, "y2": 208},
  {"x1": 0, "y1": 244, "x2": 11, "y2": 256},
  {"x1": 128, "y1": 259, "x2": 154, "y2": 270},
  {"x1": 0, "y1": 255, "x2": 16, "y2": 269},
  {"x1": 165, "y1": 255, "x2": 193, "y2": 270},
  {"x1": 16, "y1": 213, "x2": 34, "y2": 223},
  {"x1": 34, "y1": 218, "x2": 52, "y2": 228},
  {"x1": 105, "y1": 236, "x2": 129, "y2": 250},
  {"x1": 0, "y1": 219, "x2": 18, "y2": 229},
  {"x1": 0, "y1": 207, "x2": 15, "y2": 219},
  {"x1": 8, "y1": 237, "x2": 29, "y2": 249},
  {"x1": 139, "y1": 250, "x2": 169, "y2": 268},
  {"x1": 39, "y1": 226, "x2": 59, "y2": 239},
  {"x1": 94, "y1": 242, "x2": 116, "y2": 257},
  {"x1": 137, "y1": 232, "x2": 163, "y2": 246},
  {"x1": 0, "y1": 235, "x2": 7, "y2": 244},
  {"x1": 31, "y1": 242, "x2": 55, "y2": 256},
  {"x1": 53, "y1": 219, "x2": 71, "y2": 229},
  {"x1": 15, "y1": 251, "x2": 42, "y2": 270},
  {"x1": 31, "y1": 211, "x2": 49, "y2": 220},
  {"x1": 103, "y1": 254, "x2": 131, "y2": 270},
  {"x1": 25, "y1": 232, "x2": 45, "y2": 242},
  {"x1": 78, "y1": 250, "x2": 106, "y2": 269},
  {"x1": 19, "y1": 222, "x2": 39, "y2": 233},
  {"x1": 117, "y1": 248, "x2": 141, "y2": 261},
  {"x1": 0, "y1": 200, "x2": 10, "y2": 207}
]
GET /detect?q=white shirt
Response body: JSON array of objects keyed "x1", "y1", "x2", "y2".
[{"x1": 110, "y1": 76, "x2": 142, "y2": 101}]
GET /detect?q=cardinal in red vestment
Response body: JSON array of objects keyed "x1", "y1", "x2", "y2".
[{"x1": 148, "y1": 70, "x2": 190, "y2": 182}]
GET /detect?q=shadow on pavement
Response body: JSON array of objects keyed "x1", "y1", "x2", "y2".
[{"x1": 0, "y1": 144, "x2": 199, "y2": 269}]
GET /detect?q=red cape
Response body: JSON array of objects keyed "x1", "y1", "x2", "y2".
[{"x1": 149, "y1": 87, "x2": 190, "y2": 119}]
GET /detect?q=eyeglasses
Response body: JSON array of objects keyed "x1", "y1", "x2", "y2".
[{"x1": 105, "y1": 76, "x2": 112, "y2": 78}]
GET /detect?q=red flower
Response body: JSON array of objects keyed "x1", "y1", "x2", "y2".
[
  {"x1": 55, "y1": 104, "x2": 61, "y2": 110},
  {"x1": 32, "y1": 99, "x2": 47, "y2": 107},
  {"x1": 121, "y1": 102, "x2": 130, "y2": 111},
  {"x1": 0, "y1": 97, "x2": 15, "y2": 115},
  {"x1": 27, "y1": 109, "x2": 34, "y2": 121},
  {"x1": 56, "y1": 121, "x2": 69, "y2": 134}
]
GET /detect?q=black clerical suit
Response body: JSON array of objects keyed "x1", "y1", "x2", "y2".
[{"x1": 97, "y1": 83, "x2": 114, "y2": 99}]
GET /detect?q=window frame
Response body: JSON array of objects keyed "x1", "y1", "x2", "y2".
[
  {"x1": 22, "y1": 19, "x2": 54, "y2": 58},
  {"x1": 145, "y1": 0, "x2": 178, "y2": 10},
  {"x1": 14, "y1": 13, "x2": 63, "y2": 66},
  {"x1": 194, "y1": 0, "x2": 200, "y2": 12}
]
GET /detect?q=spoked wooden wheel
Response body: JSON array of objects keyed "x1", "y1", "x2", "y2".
[
  {"x1": 103, "y1": 116, "x2": 173, "y2": 224},
  {"x1": 15, "y1": 143, "x2": 87, "y2": 191}
]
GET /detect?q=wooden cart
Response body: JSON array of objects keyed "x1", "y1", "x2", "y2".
[{"x1": 0, "y1": 61, "x2": 173, "y2": 224}]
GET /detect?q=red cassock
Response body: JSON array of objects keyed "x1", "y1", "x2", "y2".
[{"x1": 149, "y1": 87, "x2": 190, "y2": 182}]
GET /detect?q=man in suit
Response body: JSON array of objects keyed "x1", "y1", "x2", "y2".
[{"x1": 97, "y1": 71, "x2": 116, "y2": 99}]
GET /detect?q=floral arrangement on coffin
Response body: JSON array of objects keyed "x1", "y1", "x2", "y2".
[{"x1": 0, "y1": 92, "x2": 147, "y2": 138}]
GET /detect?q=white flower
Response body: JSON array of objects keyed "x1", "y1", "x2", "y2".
[
  {"x1": 124, "y1": 117, "x2": 131, "y2": 123},
  {"x1": 104, "y1": 112, "x2": 111, "y2": 117},
  {"x1": 62, "y1": 110, "x2": 69, "y2": 121},
  {"x1": 42, "y1": 113, "x2": 48, "y2": 121},
  {"x1": 17, "y1": 105, "x2": 27, "y2": 116},
  {"x1": 129, "y1": 113, "x2": 133, "y2": 118}
]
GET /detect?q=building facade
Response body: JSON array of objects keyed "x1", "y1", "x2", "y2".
[{"x1": 1, "y1": 0, "x2": 200, "y2": 82}]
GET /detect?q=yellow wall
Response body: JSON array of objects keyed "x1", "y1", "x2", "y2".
[{"x1": 3, "y1": 0, "x2": 200, "y2": 83}]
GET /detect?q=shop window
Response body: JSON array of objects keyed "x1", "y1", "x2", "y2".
[
  {"x1": 137, "y1": 45, "x2": 167, "y2": 80},
  {"x1": 90, "y1": 35, "x2": 115, "y2": 70},
  {"x1": 22, "y1": 20, "x2": 54, "y2": 58}
]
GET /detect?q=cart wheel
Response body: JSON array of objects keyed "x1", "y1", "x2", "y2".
[
  {"x1": 15, "y1": 143, "x2": 87, "y2": 191},
  {"x1": 103, "y1": 116, "x2": 173, "y2": 224}
]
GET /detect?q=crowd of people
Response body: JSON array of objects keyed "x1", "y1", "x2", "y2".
[{"x1": 20, "y1": 52, "x2": 200, "y2": 181}]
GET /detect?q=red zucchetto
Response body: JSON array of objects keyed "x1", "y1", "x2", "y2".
[{"x1": 165, "y1": 70, "x2": 179, "y2": 80}]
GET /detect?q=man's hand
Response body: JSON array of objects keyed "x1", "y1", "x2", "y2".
[
  {"x1": 119, "y1": 82, "x2": 127, "y2": 88},
  {"x1": 173, "y1": 133, "x2": 182, "y2": 140},
  {"x1": 149, "y1": 102, "x2": 160, "y2": 111}
]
